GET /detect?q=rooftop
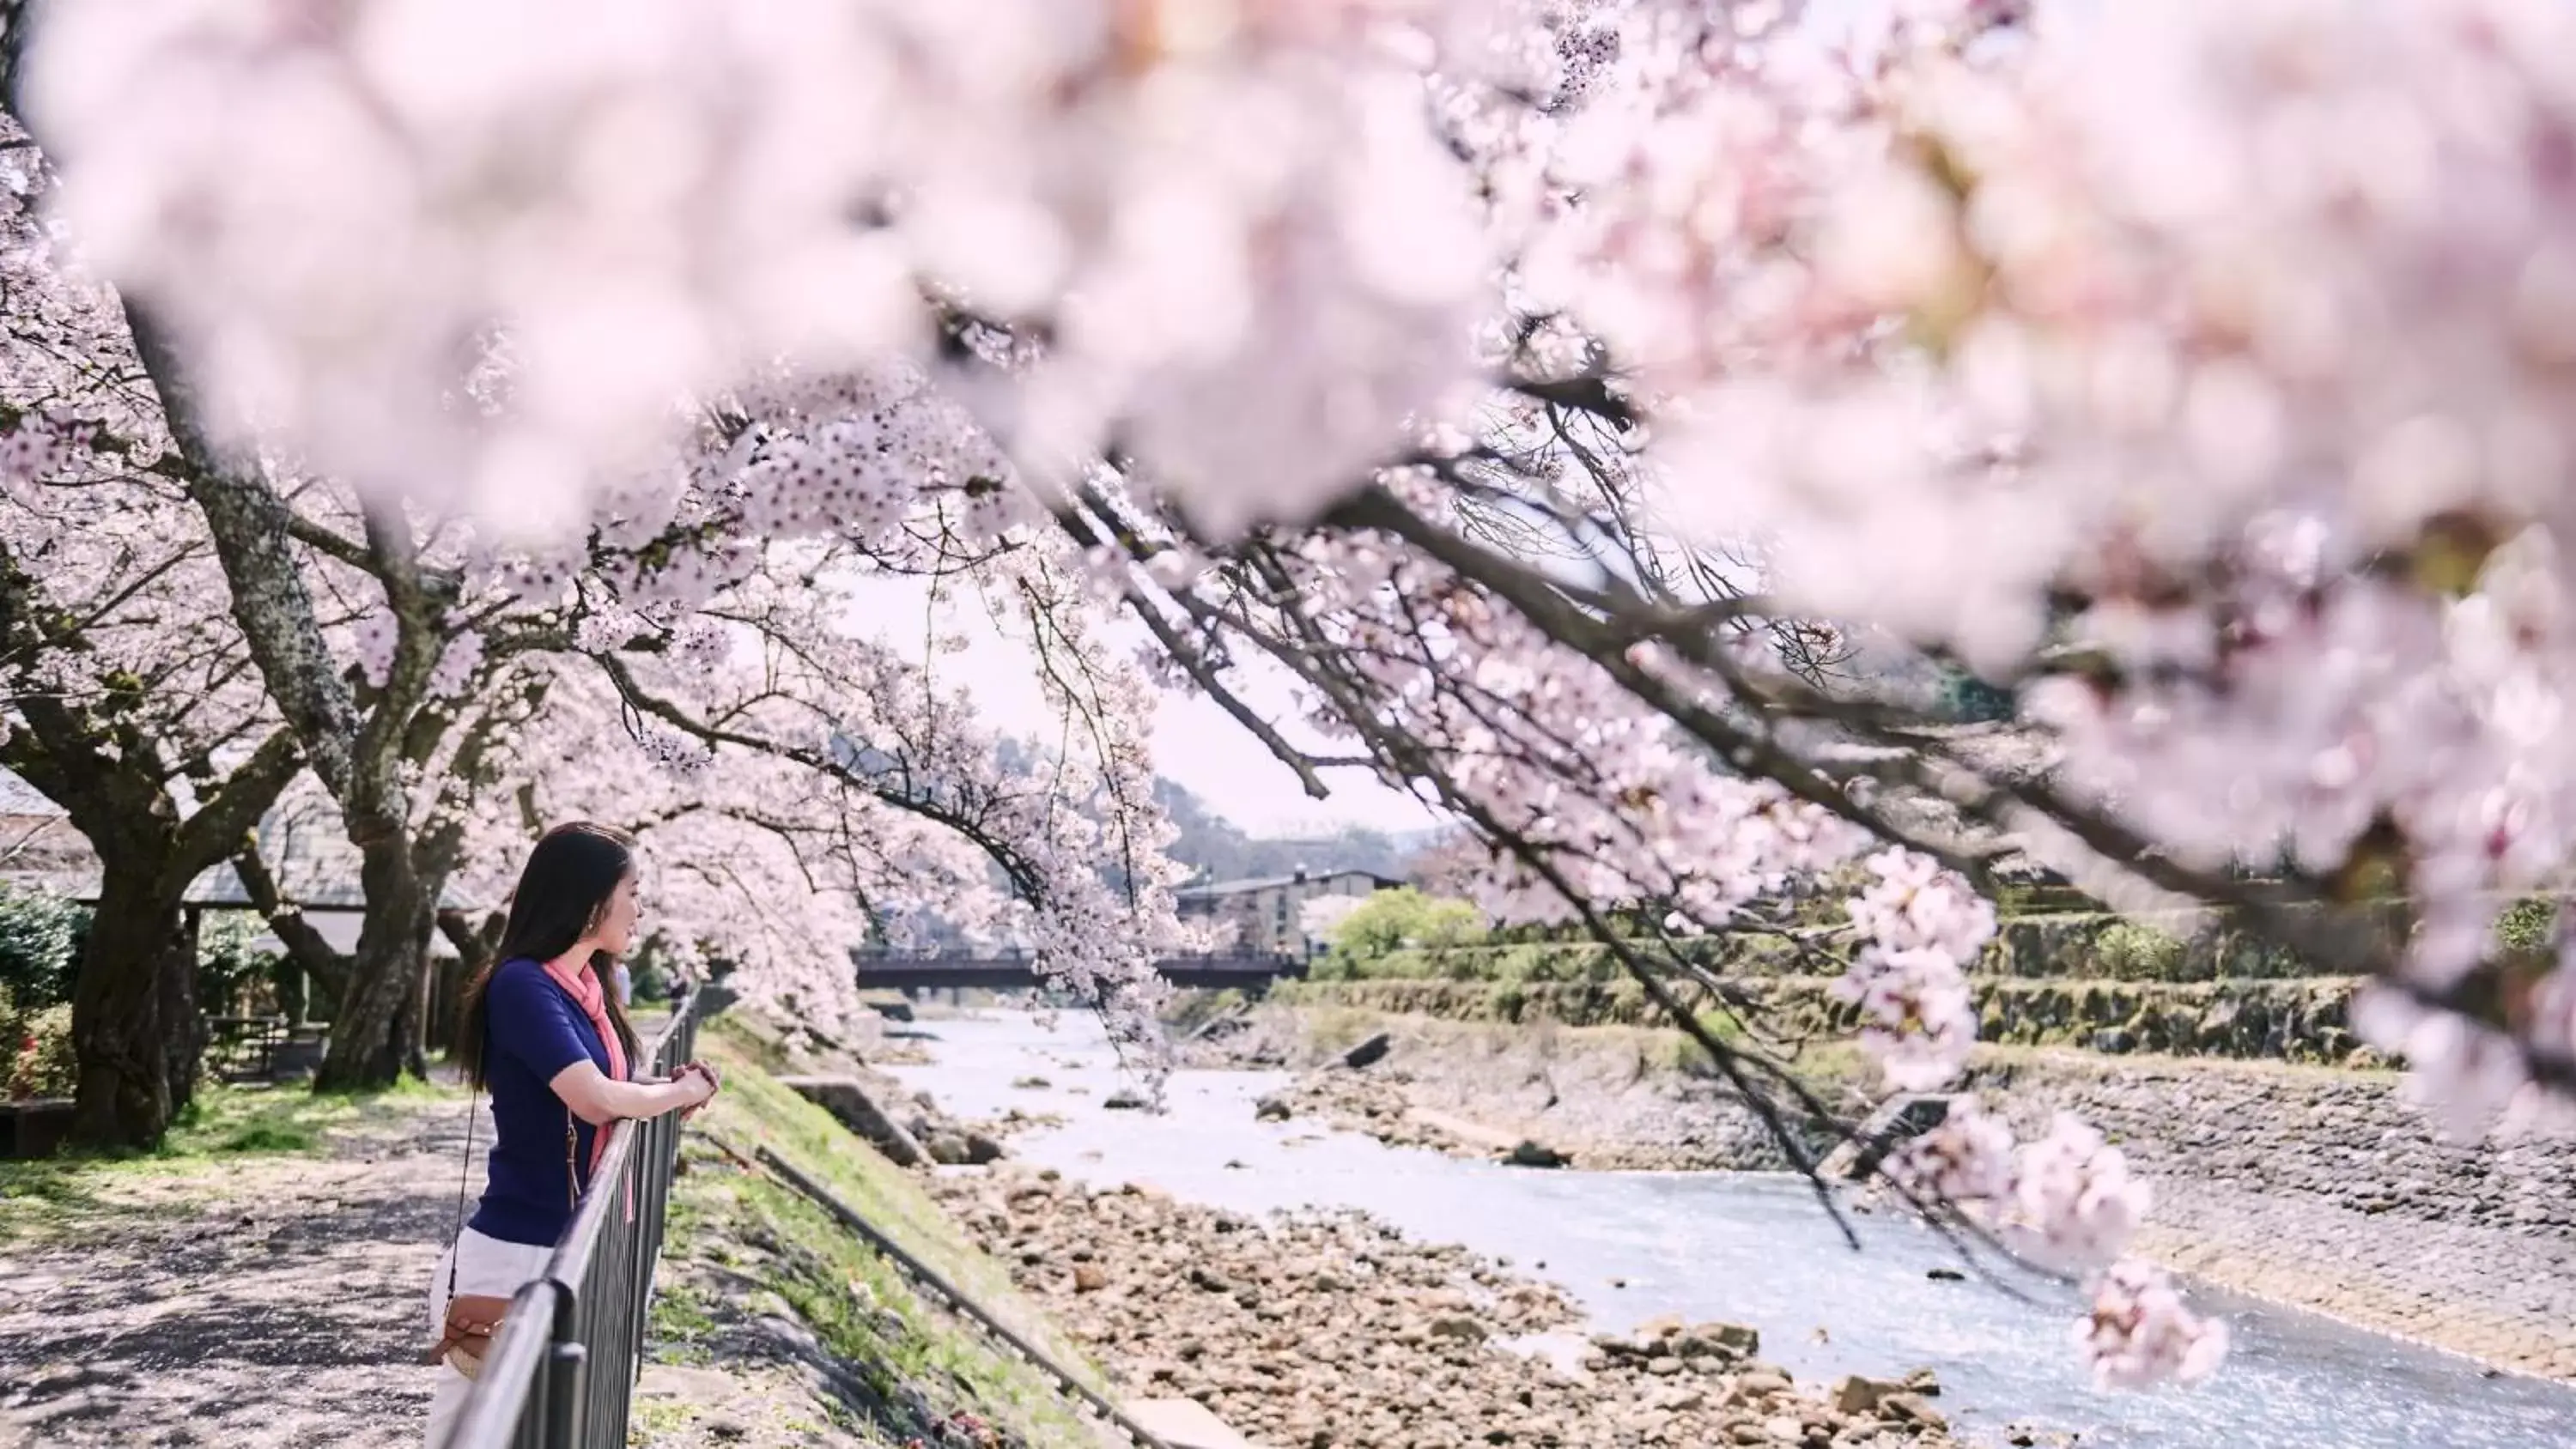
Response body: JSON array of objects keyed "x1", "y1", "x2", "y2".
[
  {"x1": 0, "y1": 780, "x2": 482, "y2": 912},
  {"x1": 0, "y1": 767, "x2": 68, "y2": 820},
  {"x1": 1176, "y1": 869, "x2": 1406, "y2": 900}
]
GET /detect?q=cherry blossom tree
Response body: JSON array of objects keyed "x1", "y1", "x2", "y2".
[
  {"x1": 0, "y1": 124, "x2": 299, "y2": 1147},
  {"x1": 21, "y1": 0, "x2": 2576, "y2": 1385}
]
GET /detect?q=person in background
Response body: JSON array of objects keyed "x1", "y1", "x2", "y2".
[{"x1": 613, "y1": 957, "x2": 633, "y2": 1007}]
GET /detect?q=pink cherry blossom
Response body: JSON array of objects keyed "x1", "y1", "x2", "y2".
[
  {"x1": 2006, "y1": 1113, "x2": 2152, "y2": 1271},
  {"x1": 2078, "y1": 1259, "x2": 2232, "y2": 1391}
]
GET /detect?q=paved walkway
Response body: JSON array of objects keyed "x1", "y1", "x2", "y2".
[{"x1": 0, "y1": 1091, "x2": 476, "y2": 1448}]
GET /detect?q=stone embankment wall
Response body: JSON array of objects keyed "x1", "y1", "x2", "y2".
[
  {"x1": 1369, "y1": 908, "x2": 2327, "y2": 984},
  {"x1": 1980, "y1": 1053, "x2": 2576, "y2": 1235},
  {"x1": 1979, "y1": 1052, "x2": 2576, "y2": 1379},
  {"x1": 1276, "y1": 972, "x2": 2366, "y2": 1065}
]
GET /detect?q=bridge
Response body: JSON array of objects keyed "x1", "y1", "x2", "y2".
[{"x1": 850, "y1": 950, "x2": 1312, "y2": 992}]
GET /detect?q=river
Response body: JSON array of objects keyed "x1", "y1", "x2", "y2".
[{"x1": 885, "y1": 1011, "x2": 2576, "y2": 1449}]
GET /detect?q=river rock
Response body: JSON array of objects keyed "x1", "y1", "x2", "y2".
[
  {"x1": 1695, "y1": 1321, "x2": 1759, "y2": 1359},
  {"x1": 777, "y1": 1076, "x2": 928, "y2": 1167},
  {"x1": 1832, "y1": 1375, "x2": 1903, "y2": 1415},
  {"x1": 1255, "y1": 1095, "x2": 1292, "y2": 1122},
  {"x1": 1105, "y1": 1088, "x2": 1150, "y2": 1110},
  {"x1": 1339, "y1": 1032, "x2": 1394, "y2": 1070},
  {"x1": 1884, "y1": 1394, "x2": 1949, "y2": 1431},
  {"x1": 919, "y1": 1124, "x2": 1964, "y2": 1449},
  {"x1": 1010, "y1": 1075, "x2": 1051, "y2": 1089},
  {"x1": 964, "y1": 1132, "x2": 1007, "y2": 1165},
  {"x1": 1502, "y1": 1139, "x2": 1572, "y2": 1168},
  {"x1": 1428, "y1": 1314, "x2": 1486, "y2": 1343},
  {"x1": 1734, "y1": 1370, "x2": 1795, "y2": 1402},
  {"x1": 926, "y1": 1132, "x2": 973, "y2": 1165}
]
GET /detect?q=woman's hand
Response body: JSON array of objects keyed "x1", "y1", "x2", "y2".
[
  {"x1": 550, "y1": 1059, "x2": 717, "y2": 1125},
  {"x1": 675, "y1": 1060, "x2": 720, "y2": 1121}
]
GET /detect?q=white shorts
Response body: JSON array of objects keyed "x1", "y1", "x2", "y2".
[{"x1": 422, "y1": 1228, "x2": 556, "y2": 1449}]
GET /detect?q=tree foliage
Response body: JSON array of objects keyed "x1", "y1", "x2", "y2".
[
  {"x1": 1315, "y1": 888, "x2": 1487, "y2": 979},
  {"x1": 0, "y1": 882, "x2": 83, "y2": 1010}
]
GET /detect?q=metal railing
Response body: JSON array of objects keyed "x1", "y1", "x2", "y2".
[
  {"x1": 441, "y1": 990, "x2": 703, "y2": 1449},
  {"x1": 744, "y1": 1143, "x2": 1171, "y2": 1449}
]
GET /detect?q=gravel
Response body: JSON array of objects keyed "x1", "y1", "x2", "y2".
[{"x1": 927, "y1": 1167, "x2": 1969, "y2": 1449}]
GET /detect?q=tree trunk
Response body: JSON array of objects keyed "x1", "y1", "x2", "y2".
[
  {"x1": 67, "y1": 870, "x2": 194, "y2": 1150},
  {"x1": 313, "y1": 840, "x2": 430, "y2": 1092},
  {"x1": 271, "y1": 953, "x2": 307, "y2": 1027},
  {"x1": 391, "y1": 903, "x2": 434, "y2": 1081},
  {"x1": 161, "y1": 908, "x2": 206, "y2": 1118}
]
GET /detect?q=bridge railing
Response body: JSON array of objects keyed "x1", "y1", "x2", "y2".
[
  {"x1": 851, "y1": 945, "x2": 1306, "y2": 962},
  {"x1": 440, "y1": 988, "x2": 703, "y2": 1449}
]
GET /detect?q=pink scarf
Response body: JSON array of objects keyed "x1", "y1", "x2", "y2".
[{"x1": 543, "y1": 951, "x2": 632, "y2": 1217}]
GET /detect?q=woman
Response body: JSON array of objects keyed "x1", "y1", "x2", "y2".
[{"x1": 423, "y1": 822, "x2": 719, "y2": 1446}]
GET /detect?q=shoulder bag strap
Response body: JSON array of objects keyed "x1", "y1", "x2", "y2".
[{"x1": 447, "y1": 1082, "x2": 478, "y2": 1301}]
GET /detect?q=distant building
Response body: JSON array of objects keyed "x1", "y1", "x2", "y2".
[
  {"x1": 0, "y1": 769, "x2": 472, "y2": 957},
  {"x1": 1176, "y1": 866, "x2": 1404, "y2": 958},
  {"x1": 0, "y1": 768, "x2": 89, "y2": 876}
]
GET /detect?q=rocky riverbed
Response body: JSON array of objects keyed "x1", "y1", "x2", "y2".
[
  {"x1": 1183, "y1": 1003, "x2": 2576, "y2": 1383},
  {"x1": 927, "y1": 1166, "x2": 2008, "y2": 1449},
  {"x1": 1201, "y1": 1009, "x2": 1819, "y2": 1173}
]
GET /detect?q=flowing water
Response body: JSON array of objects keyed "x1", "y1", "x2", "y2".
[{"x1": 885, "y1": 1012, "x2": 2576, "y2": 1449}]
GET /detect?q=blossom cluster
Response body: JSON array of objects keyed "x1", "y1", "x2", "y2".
[
  {"x1": 1832, "y1": 849, "x2": 1995, "y2": 1090},
  {"x1": 1834, "y1": 850, "x2": 2224, "y2": 1390},
  {"x1": 22, "y1": 0, "x2": 1485, "y2": 539},
  {"x1": 1887, "y1": 1103, "x2": 2225, "y2": 1388}
]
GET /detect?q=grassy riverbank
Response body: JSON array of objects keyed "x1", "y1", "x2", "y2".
[{"x1": 633, "y1": 1020, "x2": 1115, "y2": 1447}]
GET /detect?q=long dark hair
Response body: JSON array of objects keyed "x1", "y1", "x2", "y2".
[{"x1": 454, "y1": 821, "x2": 643, "y2": 1087}]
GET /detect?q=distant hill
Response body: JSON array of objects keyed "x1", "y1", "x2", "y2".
[
  {"x1": 842, "y1": 735, "x2": 1449, "y2": 949},
  {"x1": 1155, "y1": 779, "x2": 1440, "y2": 884}
]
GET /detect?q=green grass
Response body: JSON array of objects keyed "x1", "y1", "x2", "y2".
[
  {"x1": 641, "y1": 1022, "x2": 1112, "y2": 1446},
  {"x1": 0, "y1": 1075, "x2": 460, "y2": 1242},
  {"x1": 166, "y1": 1074, "x2": 457, "y2": 1158},
  {"x1": 626, "y1": 1398, "x2": 694, "y2": 1440}
]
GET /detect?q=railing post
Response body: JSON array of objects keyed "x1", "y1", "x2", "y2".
[{"x1": 542, "y1": 1341, "x2": 587, "y2": 1449}]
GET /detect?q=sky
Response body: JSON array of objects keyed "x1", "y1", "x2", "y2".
[{"x1": 841, "y1": 573, "x2": 1447, "y2": 838}]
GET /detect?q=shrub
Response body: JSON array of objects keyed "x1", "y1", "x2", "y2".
[
  {"x1": 1321, "y1": 888, "x2": 1485, "y2": 975},
  {"x1": 1935, "y1": 666, "x2": 2016, "y2": 724},
  {"x1": 0, "y1": 885, "x2": 87, "y2": 1010},
  {"x1": 197, "y1": 912, "x2": 283, "y2": 1017},
  {"x1": 2493, "y1": 897, "x2": 2558, "y2": 955},
  {"x1": 2092, "y1": 921, "x2": 2190, "y2": 979},
  {"x1": 3, "y1": 997, "x2": 76, "y2": 1101}
]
